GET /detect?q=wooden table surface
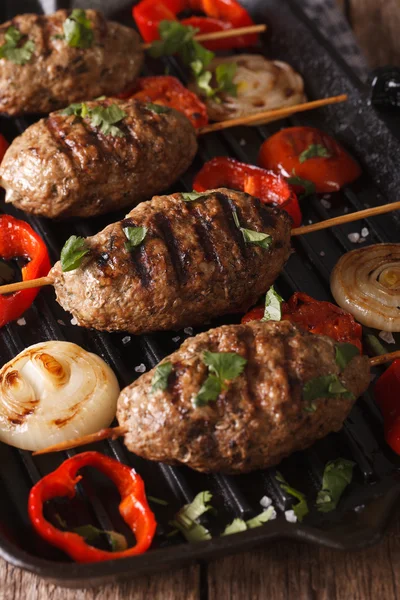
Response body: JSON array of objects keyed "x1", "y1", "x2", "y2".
[{"x1": 2, "y1": 1, "x2": 400, "y2": 598}]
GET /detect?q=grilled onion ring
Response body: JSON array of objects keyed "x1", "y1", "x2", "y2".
[{"x1": 331, "y1": 244, "x2": 400, "y2": 332}]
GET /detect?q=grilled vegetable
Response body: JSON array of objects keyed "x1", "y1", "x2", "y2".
[
  {"x1": 28, "y1": 451, "x2": 156, "y2": 562},
  {"x1": 117, "y1": 320, "x2": 370, "y2": 474},
  {"x1": 49, "y1": 188, "x2": 291, "y2": 333},
  {"x1": 0, "y1": 342, "x2": 119, "y2": 451},
  {"x1": 0, "y1": 98, "x2": 197, "y2": 218},
  {"x1": 258, "y1": 126, "x2": 361, "y2": 193},
  {"x1": 331, "y1": 244, "x2": 400, "y2": 332},
  {"x1": 0, "y1": 10, "x2": 143, "y2": 116},
  {"x1": 375, "y1": 359, "x2": 400, "y2": 455}
]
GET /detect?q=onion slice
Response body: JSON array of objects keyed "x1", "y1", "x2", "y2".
[
  {"x1": 0, "y1": 341, "x2": 120, "y2": 451},
  {"x1": 331, "y1": 244, "x2": 400, "y2": 332}
]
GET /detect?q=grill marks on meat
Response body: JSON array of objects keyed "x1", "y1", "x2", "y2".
[
  {"x1": 0, "y1": 99, "x2": 198, "y2": 218},
  {"x1": 50, "y1": 188, "x2": 292, "y2": 333},
  {"x1": 0, "y1": 10, "x2": 144, "y2": 116},
  {"x1": 117, "y1": 321, "x2": 371, "y2": 474}
]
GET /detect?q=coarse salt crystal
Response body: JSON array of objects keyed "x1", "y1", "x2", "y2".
[
  {"x1": 135, "y1": 363, "x2": 146, "y2": 373},
  {"x1": 320, "y1": 199, "x2": 331, "y2": 209},
  {"x1": 379, "y1": 330, "x2": 396, "y2": 344},
  {"x1": 354, "y1": 505, "x2": 365, "y2": 513},
  {"x1": 361, "y1": 227, "x2": 369, "y2": 238},
  {"x1": 308, "y1": 220, "x2": 313, "y2": 225},
  {"x1": 184, "y1": 327, "x2": 194, "y2": 335},
  {"x1": 344, "y1": 207, "x2": 349, "y2": 214},
  {"x1": 70, "y1": 317, "x2": 78, "y2": 325},
  {"x1": 122, "y1": 336, "x2": 131, "y2": 345},
  {"x1": 320, "y1": 251, "x2": 325, "y2": 257},
  {"x1": 348, "y1": 232, "x2": 360, "y2": 243},
  {"x1": 260, "y1": 496, "x2": 272, "y2": 509},
  {"x1": 284, "y1": 510, "x2": 297, "y2": 523},
  {"x1": 172, "y1": 336, "x2": 180, "y2": 343},
  {"x1": 239, "y1": 139, "x2": 246, "y2": 146},
  {"x1": 17, "y1": 318, "x2": 26, "y2": 326}
]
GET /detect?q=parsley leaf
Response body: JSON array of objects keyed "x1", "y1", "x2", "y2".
[
  {"x1": 181, "y1": 191, "x2": 209, "y2": 202},
  {"x1": 287, "y1": 173, "x2": 316, "y2": 199},
  {"x1": 151, "y1": 361, "x2": 173, "y2": 393},
  {"x1": 193, "y1": 351, "x2": 247, "y2": 407},
  {"x1": 276, "y1": 472, "x2": 309, "y2": 522},
  {"x1": 123, "y1": 226, "x2": 147, "y2": 251},
  {"x1": 302, "y1": 374, "x2": 355, "y2": 405},
  {"x1": 241, "y1": 228, "x2": 272, "y2": 249},
  {"x1": 61, "y1": 102, "x2": 127, "y2": 137},
  {"x1": 262, "y1": 286, "x2": 284, "y2": 322},
  {"x1": 316, "y1": 458, "x2": 355, "y2": 513},
  {"x1": 299, "y1": 144, "x2": 331, "y2": 163},
  {"x1": 148, "y1": 495, "x2": 169, "y2": 506},
  {"x1": 182, "y1": 491, "x2": 213, "y2": 521},
  {"x1": 73, "y1": 524, "x2": 127, "y2": 552},
  {"x1": 60, "y1": 236, "x2": 89, "y2": 272},
  {"x1": 0, "y1": 26, "x2": 35, "y2": 65},
  {"x1": 222, "y1": 518, "x2": 248, "y2": 536},
  {"x1": 335, "y1": 343, "x2": 360, "y2": 370},
  {"x1": 215, "y1": 62, "x2": 238, "y2": 97},
  {"x1": 222, "y1": 506, "x2": 276, "y2": 536},
  {"x1": 63, "y1": 9, "x2": 94, "y2": 49},
  {"x1": 145, "y1": 102, "x2": 170, "y2": 114},
  {"x1": 149, "y1": 21, "x2": 199, "y2": 58},
  {"x1": 170, "y1": 491, "x2": 213, "y2": 542}
]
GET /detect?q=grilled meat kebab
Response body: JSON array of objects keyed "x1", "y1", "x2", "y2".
[
  {"x1": 0, "y1": 10, "x2": 143, "y2": 116},
  {"x1": 117, "y1": 320, "x2": 370, "y2": 474},
  {"x1": 0, "y1": 99, "x2": 197, "y2": 218},
  {"x1": 50, "y1": 188, "x2": 292, "y2": 332}
]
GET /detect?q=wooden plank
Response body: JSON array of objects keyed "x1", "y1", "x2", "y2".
[{"x1": 0, "y1": 562, "x2": 200, "y2": 600}]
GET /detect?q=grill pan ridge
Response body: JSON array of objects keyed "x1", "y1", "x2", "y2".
[{"x1": 0, "y1": 0, "x2": 399, "y2": 588}]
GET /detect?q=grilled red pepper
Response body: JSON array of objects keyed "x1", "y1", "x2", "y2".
[
  {"x1": 0, "y1": 215, "x2": 51, "y2": 327},
  {"x1": 28, "y1": 451, "x2": 157, "y2": 563},
  {"x1": 193, "y1": 157, "x2": 302, "y2": 227},
  {"x1": 258, "y1": 126, "x2": 361, "y2": 194},
  {"x1": 0, "y1": 133, "x2": 8, "y2": 163},
  {"x1": 375, "y1": 360, "x2": 400, "y2": 455},
  {"x1": 133, "y1": 0, "x2": 258, "y2": 48},
  {"x1": 117, "y1": 75, "x2": 208, "y2": 128},
  {"x1": 242, "y1": 292, "x2": 363, "y2": 352}
]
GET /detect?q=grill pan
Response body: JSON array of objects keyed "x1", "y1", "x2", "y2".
[{"x1": 0, "y1": 0, "x2": 400, "y2": 588}]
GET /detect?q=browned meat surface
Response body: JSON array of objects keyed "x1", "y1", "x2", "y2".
[
  {"x1": 50, "y1": 188, "x2": 292, "y2": 332},
  {"x1": 0, "y1": 98, "x2": 197, "y2": 218},
  {"x1": 0, "y1": 10, "x2": 143, "y2": 116},
  {"x1": 117, "y1": 321, "x2": 370, "y2": 474}
]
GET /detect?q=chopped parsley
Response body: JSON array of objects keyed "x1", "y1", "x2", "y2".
[
  {"x1": 286, "y1": 173, "x2": 316, "y2": 199},
  {"x1": 62, "y1": 9, "x2": 94, "y2": 49},
  {"x1": 145, "y1": 102, "x2": 170, "y2": 114},
  {"x1": 148, "y1": 496, "x2": 169, "y2": 506},
  {"x1": 60, "y1": 236, "x2": 89, "y2": 272},
  {"x1": 316, "y1": 458, "x2": 355, "y2": 512},
  {"x1": 194, "y1": 351, "x2": 247, "y2": 407},
  {"x1": 123, "y1": 226, "x2": 147, "y2": 252},
  {"x1": 170, "y1": 491, "x2": 213, "y2": 542},
  {"x1": 232, "y1": 209, "x2": 272, "y2": 250},
  {"x1": 335, "y1": 343, "x2": 360, "y2": 370},
  {"x1": 0, "y1": 26, "x2": 35, "y2": 65},
  {"x1": 222, "y1": 506, "x2": 277, "y2": 535},
  {"x1": 151, "y1": 361, "x2": 173, "y2": 393},
  {"x1": 302, "y1": 374, "x2": 355, "y2": 407},
  {"x1": 181, "y1": 191, "x2": 209, "y2": 202},
  {"x1": 276, "y1": 472, "x2": 309, "y2": 522},
  {"x1": 299, "y1": 143, "x2": 331, "y2": 163},
  {"x1": 73, "y1": 524, "x2": 127, "y2": 552},
  {"x1": 61, "y1": 102, "x2": 127, "y2": 137},
  {"x1": 261, "y1": 286, "x2": 284, "y2": 322}
]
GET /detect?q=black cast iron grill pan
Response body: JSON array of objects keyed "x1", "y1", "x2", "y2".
[{"x1": 0, "y1": 0, "x2": 399, "y2": 588}]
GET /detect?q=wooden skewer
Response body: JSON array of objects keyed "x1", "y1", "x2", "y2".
[
  {"x1": 31, "y1": 350, "x2": 400, "y2": 456},
  {"x1": 141, "y1": 24, "x2": 267, "y2": 51},
  {"x1": 197, "y1": 94, "x2": 348, "y2": 135},
  {"x1": 1, "y1": 200, "x2": 399, "y2": 296}
]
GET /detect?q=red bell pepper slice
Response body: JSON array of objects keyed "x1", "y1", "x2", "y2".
[
  {"x1": 0, "y1": 133, "x2": 8, "y2": 163},
  {"x1": 28, "y1": 451, "x2": 157, "y2": 563},
  {"x1": 117, "y1": 75, "x2": 208, "y2": 128},
  {"x1": 258, "y1": 126, "x2": 362, "y2": 194},
  {"x1": 375, "y1": 360, "x2": 400, "y2": 455},
  {"x1": 193, "y1": 157, "x2": 302, "y2": 227},
  {"x1": 242, "y1": 292, "x2": 363, "y2": 352},
  {"x1": 180, "y1": 16, "x2": 254, "y2": 50},
  {"x1": 133, "y1": 0, "x2": 179, "y2": 43},
  {"x1": 0, "y1": 215, "x2": 51, "y2": 327}
]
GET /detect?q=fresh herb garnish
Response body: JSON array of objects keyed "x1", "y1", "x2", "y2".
[
  {"x1": 222, "y1": 506, "x2": 276, "y2": 536},
  {"x1": 0, "y1": 26, "x2": 35, "y2": 65},
  {"x1": 149, "y1": 21, "x2": 237, "y2": 100},
  {"x1": 194, "y1": 351, "x2": 247, "y2": 407},
  {"x1": 169, "y1": 491, "x2": 213, "y2": 542},
  {"x1": 335, "y1": 343, "x2": 359, "y2": 370},
  {"x1": 148, "y1": 495, "x2": 169, "y2": 506},
  {"x1": 61, "y1": 102, "x2": 127, "y2": 137},
  {"x1": 299, "y1": 143, "x2": 331, "y2": 163},
  {"x1": 145, "y1": 102, "x2": 170, "y2": 114},
  {"x1": 287, "y1": 172, "x2": 316, "y2": 199},
  {"x1": 232, "y1": 209, "x2": 272, "y2": 250},
  {"x1": 303, "y1": 374, "x2": 355, "y2": 406},
  {"x1": 181, "y1": 191, "x2": 209, "y2": 202},
  {"x1": 151, "y1": 361, "x2": 173, "y2": 393},
  {"x1": 316, "y1": 458, "x2": 355, "y2": 512},
  {"x1": 60, "y1": 235, "x2": 89, "y2": 272},
  {"x1": 62, "y1": 9, "x2": 94, "y2": 49},
  {"x1": 262, "y1": 286, "x2": 284, "y2": 322},
  {"x1": 276, "y1": 472, "x2": 309, "y2": 522},
  {"x1": 222, "y1": 518, "x2": 248, "y2": 536},
  {"x1": 73, "y1": 524, "x2": 127, "y2": 552},
  {"x1": 123, "y1": 226, "x2": 147, "y2": 252}
]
